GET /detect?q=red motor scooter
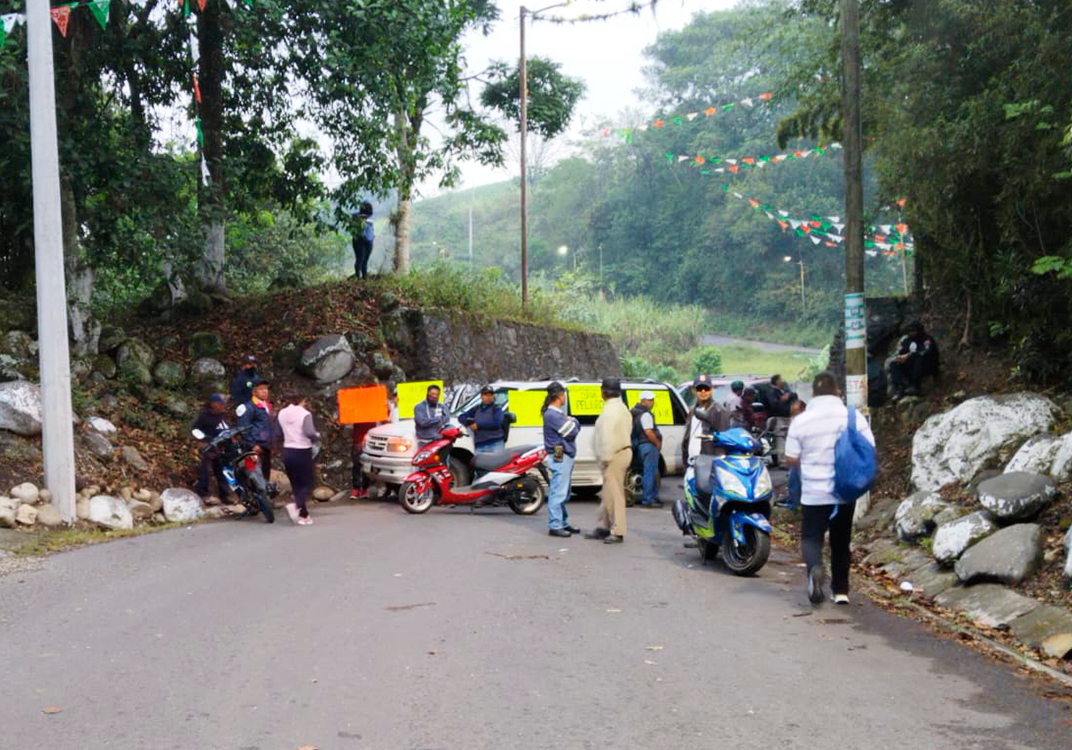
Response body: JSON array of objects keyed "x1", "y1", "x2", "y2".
[{"x1": 398, "y1": 428, "x2": 548, "y2": 515}]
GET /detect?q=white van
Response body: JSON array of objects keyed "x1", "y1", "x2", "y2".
[{"x1": 360, "y1": 380, "x2": 690, "y2": 497}]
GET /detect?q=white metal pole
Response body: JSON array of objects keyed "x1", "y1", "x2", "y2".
[{"x1": 27, "y1": 0, "x2": 77, "y2": 523}]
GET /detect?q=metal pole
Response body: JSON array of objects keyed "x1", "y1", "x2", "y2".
[
  {"x1": 841, "y1": 0, "x2": 867, "y2": 411},
  {"x1": 468, "y1": 205, "x2": 473, "y2": 266},
  {"x1": 27, "y1": 0, "x2": 76, "y2": 523},
  {"x1": 519, "y1": 7, "x2": 528, "y2": 308},
  {"x1": 901, "y1": 249, "x2": 909, "y2": 295},
  {"x1": 799, "y1": 260, "x2": 806, "y2": 315}
]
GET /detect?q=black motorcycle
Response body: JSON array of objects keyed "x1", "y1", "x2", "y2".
[{"x1": 192, "y1": 425, "x2": 276, "y2": 523}]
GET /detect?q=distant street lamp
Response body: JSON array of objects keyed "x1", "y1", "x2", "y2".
[
  {"x1": 785, "y1": 255, "x2": 806, "y2": 314},
  {"x1": 557, "y1": 244, "x2": 568, "y2": 256}
]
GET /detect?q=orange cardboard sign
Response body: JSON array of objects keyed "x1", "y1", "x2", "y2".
[{"x1": 337, "y1": 385, "x2": 388, "y2": 425}]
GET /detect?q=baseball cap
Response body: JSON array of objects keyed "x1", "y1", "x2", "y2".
[
  {"x1": 731, "y1": 380, "x2": 744, "y2": 391},
  {"x1": 244, "y1": 354, "x2": 257, "y2": 364},
  {"x1": 639, "y1": 390, "x2": 656, "y2": 401},
  {"x1": 252, "y1": 376, "x2": 270, "y2": 387},
  {"x1": 692, "y1": 374, "x2": 711, "y2": 388},
  {"x1": 601, "y1": 377, "x2": 622, "y2": 395},
  {"x1": 480, "y1": 385, "x2": 494, "y2": 394},
  {"x1": 208, "y1": 393, "x2": 227, "y2": 405}
]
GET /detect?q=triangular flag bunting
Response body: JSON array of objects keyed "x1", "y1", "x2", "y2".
[
  {"x1": 184, "y1": 0, "x2": 190, "y2": 18},
  {"x1": 201, "y1": 156, "x2": 211, "y2": 186},
  {"x1": 810, "y1": 236, "x2": 820, "y2": 244},
  {"x1": 192, "y1": 74, "x2": 201, "y2": 103},
  {"x1": 727, "y1": 158, "x2": 737, "y2": 165},
  {"x1": 195, "y1": 117, "x2": 203, "y2": 147},
  {"x1": 833, "y1": 223, "x2": 844, "y2": 232},
  {"x1": 740, "y1": 97, "x2": 753, "y2": 107},
  {"x1": 686, "y1": 112, "x2": 698, "y2": 121},
  {"x1": 757, "y1": 93, "x2": 772, "y2": 100},
  {"x1": 827, "y1": 215, "x2": 840, "y2": 223},
  {"x1": 866, "y1": 250, "x2": 878, "y2": 257},
  {"x1": 88, "y1": 0, "x2": 110, "y2": 30},
  {"x1": 789, "y1": 219, "x2": 800, "y2": 229},
  {"x1": 704, "y1": 107, "x2": 715, "y2": 116},
  {"x1": 196, "y1": 0, "x2": 207, "y2": 10},
  {"x1": 51, "y1": 6, "x2": 72, "y2": 37},
  {"x1": 732, "y1": 192, "x2": 743, "y2": 199},
  {"x1": 713, "y1": 168, "x2": 725, "y2": 173},
  {"x1": 728, "y1": 165, "x2": 738, "y2": 174},
  {"x1": 895, "y1": 223, "x2": 908, "y2": 235},
  {"x1": 896, "y1": 198, "x2": 907, "y2": 207},
  {"x1": 677, "y1": 155, "x2": 689, "y2": 163},
  {"x1": 777, "y1": 220, "x2": 788, "y2": 232},
  {"x1": 778, "y1": 210, "x2": 789, "y2": 217}
]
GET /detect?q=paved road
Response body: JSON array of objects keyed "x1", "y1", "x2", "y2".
[
  {"x1": 2, "y1": 486, "x2": 1070, "y2": 750},
  {"x1": 701, "y1": 333, "x2": 821, "y2": 356}
]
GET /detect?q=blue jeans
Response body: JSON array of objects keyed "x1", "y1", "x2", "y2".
[
  {"x1": 638, "y1": 442, "x2": 660, "y2": 505},
  {"x1": 475, "y1": 440, "x2": 505, "y2": 454},
  {"x1": 544, "y1": 454, "x2": 574, "y2": 530}
]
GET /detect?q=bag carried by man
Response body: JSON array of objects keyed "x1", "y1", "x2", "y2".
[{"x1": 833, "y1": 406, "x2": 876, "y2": 502}]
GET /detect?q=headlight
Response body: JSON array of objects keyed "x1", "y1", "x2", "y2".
[
  {"x1": 412, "y1": 450, "x2": 432, "y2": 464},
  {"x1": 754, "y1": 468, "x2": 772, "y2": 498},
  {"x1": 387, "y1": 437, "x2": 412, "y2": 453},
  {"x1": 715, "y1": 467, "x2": 748, "y2": 498}
]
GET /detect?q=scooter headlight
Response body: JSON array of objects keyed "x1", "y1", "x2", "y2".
[
  {"x1": 715, "y1": 467, "x2": 748, "y2": 498},
  {"x1": 412, "y1": 450, "x2": 433, "y2": 465},
  {"x1": 755, "y1": 467, "x2": 773, "y2": 498}
]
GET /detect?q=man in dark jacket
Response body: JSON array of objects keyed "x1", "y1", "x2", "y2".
[
  {"x1": 888, "y1": 321, "x2": 940, "y2": 399},
  {"x1": 413, "y1": 384, "x2": 450, "y2": 446},
  {"x1": 631, "y1": 391, "x2": 663, "y2": 508},
  {"x1": 459, "y1": 385, "x2": 505, "y2": 453},
  {"x1": 683, "y1": 374, "x2": 718, "y2": 466},
  {"x1": 352, "y1": 201, "x2": 374, "y2": 280},
  {"x1": 192, "y1": 393, "x2": 231, "y2": 502},
  {"x1": 236, "y1": 377, "x2": 277, "y2": 476},
  {"x1": 230, "y1": 355, "x2": 258, "y2": 409}
]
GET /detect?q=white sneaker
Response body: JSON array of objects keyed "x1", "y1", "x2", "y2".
[
  {"x1": 285, "y1": 503, "x2": 299, "y2": 524},
  {"x1": 833, "y1": 593, "x2": 850, "y2": 605},
  {"x1": 298, "y1": 517, "x2": 313, "y2": 526}
]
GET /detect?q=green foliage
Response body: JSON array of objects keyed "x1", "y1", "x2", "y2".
[
  {"x1": 692, "y1": 347, "x2": 724, "y2": 376},
  {"x1": 797, "y1": 344, "x2": 831, "y2": 383},
  {"x1": 481, "y1": 57, "x2": 586, "y2": 138},
  {"x1": 619, "y1": 356, "x2": 680, "y2": 384}
]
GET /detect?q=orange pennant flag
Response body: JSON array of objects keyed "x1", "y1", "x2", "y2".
[
  {"x1": 728, "y1": 165, "x2": 738, "y2": 174},
  {"x1": 801, "y1": 225, "x2": 811, "y2": 234},
  {"x1": 742, "y1": 157, "x2": 755, "y2": 165},
  {"x1": 192, "y1": 74, "x2": 202, "y2": 104},
  {"x1": 895, "y1": 223, "x2": 908, "y2": 235},
  {"x1": 809, "y1": 221, "x2": 821, "y2": 229},
  {"x1": 874, "y1": 234, "x2": 886, "y2": 242},
  {"x1": 196, "y1": 0, "x2": 207, "y2": 10},
  {"x1": 777, "y1": 220, "x2": 788, "y2": 232},
  {"x1": 652, "y1": 119, "x2": 664, "y2": 128},
  {"x1": 704, "y1": 107, "x2": 716, "y2": 116},
  {"x1": 51, "y1": 6, "x2": 72, "y2": 37},
  {"x1": 748, "y1": 199, "x2": 759, "y2": 209},
  {"x1": 757, "y1": 93, "x2": 773, "y2": 100},
  {"x1": 694, "y1": 156, "x2": 705, "y2": 165},
  {"x1": 769, "y1": 156, "x2": 779, "y2": 163},
  {"x1": 895, "y1": 242, "x2": 905, "y2": 250},
  {"x1": 825, "y1": 241, "x2": 836, "y2": 247},
  {"x1": 896, "y1": 198, "x2": 907, "y2": 208}
]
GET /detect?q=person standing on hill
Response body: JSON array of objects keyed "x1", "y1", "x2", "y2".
[
  {"x1": 230, "y1": 355, "x2": 258, "y2": 409},
  {"x1": 542, "y1": 382, "x2": 581, "y2": 538},
  {"x1": 352, "y1": 201, "x2": 374, "y2": 280},
  {"x1": 585, "y1": 378, "x2": 632, "y2": 544},
  {"x1": 278, "y1": 393, "x2": 320, "y2": 526}
]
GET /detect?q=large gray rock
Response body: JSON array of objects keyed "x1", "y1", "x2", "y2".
[
  {"x1": 894, "y1": 491, "x2": 952, "y2": 541},
  {"x1": 0, "y1": 353, "x2": 23, "y2": 382},
  {"x1": 152, "y1": 360, "x2": 186, "y2": 388},
  {"x1": 115, "y1": 338, "x2": 155, "y2": 369},
  {"x1": 910, "y1": 393, "x2": 1059, "y2": 491},
  {"x1": 0, "y1": 380, "x2": 42, "y2": 436},
  {"x1": 0, "y1": 506, "x2": 14, "y2": 528},
  {"x1": 82, "y1": 431, "x2": 114, "y2": 459},
  {"x1": 187, "y1": 331, "x2": 225, "y2": 359},
  {"x1": 118, "y1": 358, "x2": 153, "y2": 386},
  {"x1": 97, "y1": 325, "x2": 126, "y2": 353},
  {"x1": 1064, "y1": 526, "x2": 1072, "y2": 580},
  {"x1": 298, "y1": 334, "x2": 355, "y2": 384},
  {"x1": 976, "y1": 472, "x2": 1055, "y2": 521},
  {"x1": 1, "y1": 330, "x2": 36, "y2": 359},
  {"x1": 14, "y1": 503, "x2": 37, "y2": 526},
  {"x1": 35, "y1": 503, "x2": 63, "y2": 528},
  {"x1": 10, "y1": 482, "x2": 40, "y2": 504},
  {"x1": 1047, "y1": 432, "x2": 1072, "y2": 482},
  {"x1": 905, "y1": 562, "x2": 959, "y2": 598},
  {"x1": 161, "y1": 488, "x2": 204, "y2": 522},
  {"x1": 86, "y1": 416, "x2": 117, "y2": 434},
  {"x1": 189, "y1": 357, "x2": 226, "y2": 384},
  {"x1": 1004, "y1": 434, "x2": 1061, "y2": 475},
  {"x1": 954, "y1": 523, "x2": 1043, "y2": 585},
  {"x1": 88, "y1": 495, "x2": 133, "y2": 530},
  {"x1": 121, "y1": 445, "x2": 149, "y2": 472},
  {"x1": 931, "y1": 511, "x2": 997, "y2": 564},
  {"x1": 128, "y1": 500, "x2": 154, "y2": 521},
  {"x1": 1009, "y1": 605, "x2": 1072, "y2": 649},
  {"x1": 91, "y1": 354, "x2": 117, "y2": 379},
  {"x1": 935, "y1": 583, "x2": 1041, "y2": 628}
]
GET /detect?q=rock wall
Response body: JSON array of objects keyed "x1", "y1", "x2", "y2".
[{"x1": 382, "y1": 308, "x2": 621, "y2": 385}]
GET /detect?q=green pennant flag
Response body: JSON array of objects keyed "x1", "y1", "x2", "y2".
[
  {"x1": 759, "y1": 155, "x2": 770, "y2": 163},
  {"x1": 864, "y1": 241, "x2": 875, "y2": 248},
  {"x1": 243, "y1": 0, "x2": 254, "y2": 7},
  {"x1": 88, "y1": 0, "x2": 110, "y2": 31},
  {"x1": 673, "y1": 117, "x2": 681, "y2": 124},
  {"x1": 905, "y1": 248, "x2": 914, "y2": 258},
  {"x1": 665, "y1": 153, "x2": 673, "y2": 164},
  {"x1": 722, "y1": 104, "x2": 734, "y2": 111},
  {"x1": 699, "y1": 170, "x2": 709, "y2": 175},
  {"x1": 195, "y1": 117, "x2": 203, "y2": 147},
  {"x1": 810, "y1": 214, "x2": 821, "y2": 221},
  {"x1": 0, "y1": 23, "x2": 5, "y2": 52},
  {"x1": 184, "y1": 0, "x2": 190, "y2": 18},
  {"x1": 721, "y1": 185, "x2": 728, "y2": 192},
  {"x1": 795, "y1": 228, "x2": 804, "y2": 238}
]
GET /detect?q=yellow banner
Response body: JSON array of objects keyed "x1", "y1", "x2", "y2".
[
  {"x1": 509, "y1": 390, "x2": 547, "y2": 427},
  {"x1": 567, "y1": 384, "x2": 603, "y2": 416},
  {"x1": 397, "y1": 380, "x2": 444, "y2": 419},
  {"x1": 625, "y1": 389, "x2": 674, "y2": 425}
]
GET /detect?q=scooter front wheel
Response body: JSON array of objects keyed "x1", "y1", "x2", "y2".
[
  {"x1": 399, "y1": 481, "x2": 436, "y2": 514},
  {"x1": 721, "y1": 525, "x2": 770, "y2": 576}
]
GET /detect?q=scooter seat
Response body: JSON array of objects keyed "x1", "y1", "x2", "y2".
[
  {"x1": 693, "y1": 454, "x2": 715, "y2": 499},
  {"x1": 472, "y1": 445, "x2": 538, "y2": 471}
]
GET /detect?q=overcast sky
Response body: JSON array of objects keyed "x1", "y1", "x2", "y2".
[{"x1": 444, "y1": 0, "x2": 737, "y2": 191}]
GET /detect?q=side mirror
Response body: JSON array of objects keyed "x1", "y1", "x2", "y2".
[
  {"x1": 504, "y1": 411, "x2": 517, "y2": 424},
  {"x1": 191, "y1": 429, "x2": 206, "y2": 440}
]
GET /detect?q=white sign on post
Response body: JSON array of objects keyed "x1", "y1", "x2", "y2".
[{"x1": 845, "y1": 293, "x2": 865, "y2": 350}]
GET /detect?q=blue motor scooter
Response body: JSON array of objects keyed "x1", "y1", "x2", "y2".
[{"x1": 672, "y1": 427, "x2": 774, "y2": 575}]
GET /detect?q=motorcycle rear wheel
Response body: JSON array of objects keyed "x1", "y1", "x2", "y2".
[
  {"x1": 399, "y1": 481, "x2": 436, "y2": 514},
  {"x1": 721, "y1": 525, "x2": 770, "y2": 576},
  {"x1": 507, "y1": 475, "x2": 546, "y2": 515}
]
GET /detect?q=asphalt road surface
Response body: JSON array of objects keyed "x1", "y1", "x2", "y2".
[
  {"x1": 700, "y1": 334, "x2": 821, "y2": 355},
  {"x1": 2, "y1": 484, "x2": 1070, "y2": 750}
]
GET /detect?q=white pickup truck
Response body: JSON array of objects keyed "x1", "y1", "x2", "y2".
[{"x1": 360, "y1": 380, "x2": 690, "y2": 499}]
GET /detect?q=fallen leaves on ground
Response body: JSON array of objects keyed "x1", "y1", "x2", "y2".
[{"x1": 384, "y1": 602, "x2": 436, "y2": 611}]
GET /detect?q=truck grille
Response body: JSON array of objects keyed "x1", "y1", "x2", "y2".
[{"x1": 366, "y1": 435, "x2": 389, "y2": 453}]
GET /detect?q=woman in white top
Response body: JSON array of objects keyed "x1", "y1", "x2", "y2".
[{"x1": 277, "y1": 393, "x2": 321, "y2": 525}]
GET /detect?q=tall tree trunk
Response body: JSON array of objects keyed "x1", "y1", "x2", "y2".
[
  {"x1": 392, "y1": 108, "x2": 412, "y2": 273},
  {"x1": 196, "y1": 3, "x2": 227, "y2": 293},
  {"x1": 392, "y1": 195, "x2": 412, "y2": 273},
  {"x1": 60, "y1": 176, "x2": 98, "y2": 356}
]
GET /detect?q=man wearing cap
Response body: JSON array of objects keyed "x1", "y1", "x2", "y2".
[
  {"x1": 683, "y1": 374, "x2": 719, "y2": 466},
  {"x1": 230, "y1": 355, "x2": 259, "y2": 409},
  {"x1": 413, "y1": 384, "x2": 450, "y2": 447},
  {"x1": 192, "y1": 393, "x2": 231, "y2": 503},
  {"x1": 542, "y1": 381, "x2": 582, "y2": 538},
  {"x1": 236, "y1": 377, "x2": 277, "y2": 477},
  {"x1": 585, "y1": 378, "x2": 632, "y2": 543},
  {"x1": 458, "y1": 386, "x2": 505, "y2": 454},
  {"x1": 631, "y1": 390, "x2": 663, "y2": 508}
]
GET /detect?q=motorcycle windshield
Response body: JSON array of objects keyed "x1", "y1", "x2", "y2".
[{"x1": 713, "y1": 427, "x2": 759, "y2": 453}]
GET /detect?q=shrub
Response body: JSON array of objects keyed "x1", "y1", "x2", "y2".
[{"x1": 692, "y1": 346, "x2": 723, "y2": 376}]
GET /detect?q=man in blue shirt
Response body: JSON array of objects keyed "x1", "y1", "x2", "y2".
[
  {"x1": 542, "y1": 381, "x2": 581, "y2": 538},
  {"x1": 230, "y1": 355, "x2": 258, "y2": 409},
  {"x1": 352, "y1": 202, "x2": 374, "y2": 280},
  {"x1": 413, "y1": 384, "x2": 450, "y2": 446},
  {"x1": 459, "y1": 385, "x2": 505, "y2": 453}
]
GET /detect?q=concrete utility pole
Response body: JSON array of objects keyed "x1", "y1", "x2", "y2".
[
  {"x1": 27, "y1": 0, "x2": 77, "y2": 522},
  {"x1": 519, "y1": 6, "x2": 529, "y2": 308},
  {"x1": 840, "y1": 0, "x2": 867, "y2": 411}
]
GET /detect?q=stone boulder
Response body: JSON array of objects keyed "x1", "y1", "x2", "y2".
[
  {"x1": 1004, "y1": 435, "x2": 1061, "y2": 475},
  {"x1": 298, "y1": 334, "x2": 355, "y2": 384},
  {"x1": 87, "y1": 416, "x2": 117, "y2": 434},
  {"x1": 36, "y1": 504, "x2": 63, "y2": 527},
  {"x1": 269, "y1": 469, "x2": 292, "y2": 499},
  {"x1": 88, "y1": 495, "x2": 133, "y2": 530},
  {"x1": 894, "y1": 491, "x2": 953, "y2": 541},
  {"x1": 97, "y1": 325, "x2": 126, "y2": 353},
  {"x1": 189, "y1": 357, "x2": 226, "y2": 384},
  {"x1": 0, "y1": 353, "x2": 23, "y2": 382},
  {"x1": 161, "y1": 488, "x2": 204, "y2": 522},
  {"x1": 932, "y1": 511, "x2": 997, "y2": 564},
  {"x1": 0, "y1": 506, "x2": 14, "y2": 528},
  {"x1": 128, "y1": 501, "x2": 154, "y2": 521},
  {"x1": 370, "y1": 352, "x2": 396, "y2": 380},
  {"x1": 1064, "y1": 526, "x2": 1072, "y2": 580},
  {"x1": 187, "y1": 331, "x2": 224, "y2": 359},
  {"x1": 15, "y1": 503, "x2": 37, "y2": 526},
  {"x1": 118, "y1": 357, "x2": 153, "y2": 386},
  {"x1": 121, "y1": 445, "x2": 149, "y2": 472},
  {"x1": 152, "y1": 360, "x2": 186, "y2": 388},
  {"x1": 954, "y1": 523, "x2": 1043, "y2": 585},
  {"x1": 976, "y1": 472, "x2": 1055, "y2": 521},
  {"x1": 75, "y1": 496, "x2": 91, "y2": 520},
  {"x1": 2, "y1": 330, "x2": 36, "y2": 359},
  {"x1": 0, "y1": 380, "x2": 43, "y2": 436},
  {"x1": 82, "y1": 431, "x2": 114, "y2": 459},
  {"x1": 312, "y1": 486, "x2": 335, "y2": 502},
  {"x1": 115, "y1": 338, "x2": 155, "y2": 370},
  {"x1": 1047, "y1": 433, "x2": 1072, "y2": 482},
  {"x1": 910, "y1": 393, "x2": 1059, "y2": 491},
  {"x1": 91, "y1": 354, "x2": 117, "y2": 379},
  {"x1": 10, "y1": 482, "x2": 40, "y2": 504}
]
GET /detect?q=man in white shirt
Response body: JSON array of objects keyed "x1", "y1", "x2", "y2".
[{"x1": 785, "y1": 371, "x2": 876, "y2": 605}]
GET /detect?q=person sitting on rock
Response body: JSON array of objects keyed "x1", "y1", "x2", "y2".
[
  {"x1": 888, "y1": 321, "x2": 940, "y2": 400},
  {"x1": 192, "y1": 393, "x2": 231, "y2": 504}
]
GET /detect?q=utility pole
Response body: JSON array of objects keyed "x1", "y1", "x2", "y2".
[
  {"x1": 798, "y1": 259, "x2": 806, "y2": 315},
  {"x1": 841, "y1": 0, "x2": 867, "y2": 411},
  {"x1": 27, "y1": 0, "x2": 76, "y2": 522},
  {"x1": 519, "y1": 6, "x2": 529, "y2": 308}
]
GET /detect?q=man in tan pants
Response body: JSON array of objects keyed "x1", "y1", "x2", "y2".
[{"x1": 585, "y1": 378, "x2": 633, "y2": 544}]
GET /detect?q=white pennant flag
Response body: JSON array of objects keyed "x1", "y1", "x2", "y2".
[
  {"x1": 764, "y1": 211, "x2": 774, "y2": 219},
  {"x1": 833, "y1": 223, "x2": 845, "y2": 232},
  {"x1": 778, "y1": 210, "x2": 789, "y2": 217},
  {"x1": 831, "y1": 235, "x2": 845, "y2": 243},
  {"x1": 727, "y1": 158, "x2": 737, "y2": 165},
  {"x1": 877, "y1": 242, "x2": 891, "y2": 250},
  {"x1": 677, "y1": 155, "x2": 689, "y2": 162},
  {"x1": 830, "y1": 142, "x2": 843, "y2": 150},
  {"x1": 732, "y1": 192, "x2": 743, "y2": 199},
  {"x1": 827, "y1": 215, "x2": 841, "y2": 223},
  {"x1": 741, "y1": 98, "x2": 754, "y2": 107},
  {"x1": 880, "y1": 224, "x2": 892, "y2": 234},
  {"x1": 790, "y1": 219, "x2": 801, "y2": 229},
  {"x1": 2, "y1": 13, "x2": 23, "y2": 32},
  {"x1": 866, "y1": 250, "x2": 878, "y2": 257},
  {"x1": 714, "y1": 168, "x2": 725, "y2": 173},
  {"x1": 638, "y1": 124, "x2": 648, "y2": 131},
  {"x1": 686, "y1": 112, "x2": 698, "y2": 121},
  {"x1": 810, "y1": 235, "x2": 821, "y2": 245},
  {"x1": 776, "y1": 154, "x2": 787, "y2": 161},
  {"x1": 799, "y1": 150, "x2": 811, "y2": 159},
  {"x1": 201, "y1": 156, "x2": 211, "y2": 186}
]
